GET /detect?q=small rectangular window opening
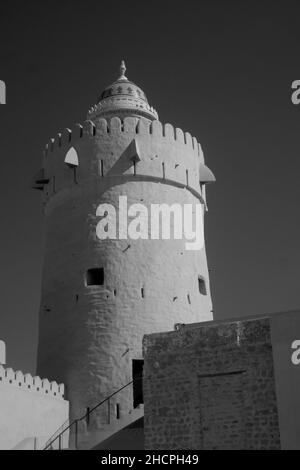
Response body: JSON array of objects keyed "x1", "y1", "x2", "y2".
[{"x1": 86, "y1": 268, "x2": 104, "y2": 286}]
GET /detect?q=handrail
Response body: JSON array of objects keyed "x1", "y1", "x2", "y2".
[
  {"x1": 43, "y1": 417, "x2": 71, "y2": 450},
  {"x1": 43, "y1": 377, "x2": 142, "y2": 450}
]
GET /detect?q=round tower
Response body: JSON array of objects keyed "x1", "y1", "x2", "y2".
[{"x1": 34, "y1": 62, "x2": 215, "y2": 425}]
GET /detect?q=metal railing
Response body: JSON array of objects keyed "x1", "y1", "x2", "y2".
[{"x1": 43, "y1": 377, "x2": 143, "y2": 450}]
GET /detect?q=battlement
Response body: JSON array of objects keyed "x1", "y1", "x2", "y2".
[
  {"x1": 34, "y1": 116, "x2": 215, "y2": 207},
  {"x1": 43, "y1": 117, "x2": 203, "y2": 159},
  {"x1": 0, "y1": 365, "x2": 65, "y2": 400}
]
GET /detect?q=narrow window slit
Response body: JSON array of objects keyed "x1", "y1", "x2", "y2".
[
  {"x1": 198, "y1": 276, "x2": 207, "y2": 295},
  {"x1": 86, "y1": 407, "x2": 90, "y2": 426},
  {"x1": 116, "y1": 403, "x2": 120, "y2": 419},
  {"x1": 73, "y1": 167, "x2": 78, "y2": 184}
]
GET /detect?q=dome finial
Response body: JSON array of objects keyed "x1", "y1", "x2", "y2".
[{"x1": 119, "y1": 60, "x2": 128, "y2": 80}]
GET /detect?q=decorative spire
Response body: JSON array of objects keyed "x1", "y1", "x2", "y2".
[{"x1": 118, "y1": 60, "x2": 128, "y2": 80}]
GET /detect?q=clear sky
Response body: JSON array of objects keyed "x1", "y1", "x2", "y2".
[{"x1": 0, "y1": 0, "x2": 300, "y2": 373}]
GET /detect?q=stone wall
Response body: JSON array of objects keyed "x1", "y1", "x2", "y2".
[{"x1": 143, "y1": 317, "x2": 281, "y2": 450}]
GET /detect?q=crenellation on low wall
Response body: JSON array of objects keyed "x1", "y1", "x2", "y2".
[{"x1": 0, "y1": 365, "x2": 65, "y2": 399}]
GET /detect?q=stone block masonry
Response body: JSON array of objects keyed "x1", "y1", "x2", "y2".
[{"x1": 143, "y1": 316, "x2": 283, "y2": 450}]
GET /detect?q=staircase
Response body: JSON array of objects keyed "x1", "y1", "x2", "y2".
[{"x1": 43, "y1": 379, "x2": 144, "y2": 450}]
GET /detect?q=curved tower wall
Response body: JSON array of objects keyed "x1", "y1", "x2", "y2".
[{"x1": 36, "y1": 116, "x2": 214, "y2": 422}]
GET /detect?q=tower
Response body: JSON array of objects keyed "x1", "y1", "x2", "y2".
[{"x1": 33, "y1": 62, "x2": 215, "y2": 425}]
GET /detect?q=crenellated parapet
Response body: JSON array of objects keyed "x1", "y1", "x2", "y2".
[
  {"x1": 33, "y1": 117, "x2": 215, "y2": 206},
  {"x1": 41, "y1": 118, "x2": 202, "y2": 158},
  {"x1": 0, "y1": 365, "x2": 65, "y2": 400}
]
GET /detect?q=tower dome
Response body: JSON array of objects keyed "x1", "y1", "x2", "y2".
[{"x1": 87, "y1": 61, "x2": 158, "y2": 121}]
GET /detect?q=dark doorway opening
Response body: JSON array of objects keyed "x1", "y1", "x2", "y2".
[{"x1": 132, "y1": 359, "x2": 144, "y2": 408}]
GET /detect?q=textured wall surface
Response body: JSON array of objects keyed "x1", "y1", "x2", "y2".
[
  {"x1": 143, "y1": 317, "x2": 281, "y2": 450},
  {"x1": 270, "y1": 310, "x2": 300, "y2": 449},
  {"x1": 36, "y1": 116, "x2": 214, "y2": 423},
  {"x1": 0, "y1": 366, "x2": 68, "y2": 450}
]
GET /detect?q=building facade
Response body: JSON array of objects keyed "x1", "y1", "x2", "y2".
[{"x1": 143, "y1": 311, "x2": 300, "y2": 450}]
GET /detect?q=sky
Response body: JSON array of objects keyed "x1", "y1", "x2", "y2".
[{"x1": 0, "y1": 0, "x2": 300, "y2": 373}]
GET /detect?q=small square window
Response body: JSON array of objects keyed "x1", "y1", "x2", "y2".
[{"x1": 86, "y1": 268, "x2": 104, "y2": 286}]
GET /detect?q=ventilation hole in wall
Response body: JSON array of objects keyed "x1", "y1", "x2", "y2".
[
  {"x1": 28, "y1": 385, "x2": 30, "y2": 389},
  {"x1": 46, "y1": 390, "x2": 48, "y2": 394},
  {"x1": 113, "y1": 289, "x2": 117, "y2": 296},
  {"x1": 141, "y1": 288, "x2": 145, "y2": 298},
  {"x1": 54, "y1": 392, "x2": 56, "y2": 396},
  {"x1": 75, "y1": 294, "x2": 79, "y2": 302},
  {"x1": 162, "y1": 162, "x2": 165, "y2": 179},
  {"x1": 133, "y1": 161, "x2": 137, "y2": 176},
  {"x1": 19, "y1": 382, "x2": 22, "y2": 386},
  {"x1": 100, "y1": 160, "x2": 104, "y2": 177},
  {"x1": 173, "y1": 296, "x2": 178, "y2": 302},
  {"x1": 86, "y1": 268, "x2": 104, "y2": 286},
  {"x1": 187, "y1": 294, "x2": 191, "y2": 305},
  {"x1": 9, "y1": 380, "x2": 12, "y2": 384},
  {"x1": 198, "y1": 276, "x2": 207, "y2": 295}
]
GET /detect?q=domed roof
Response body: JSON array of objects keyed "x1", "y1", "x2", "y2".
[{"x1": 87, "y1": 61, "x2": 158, "y2": 121}]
